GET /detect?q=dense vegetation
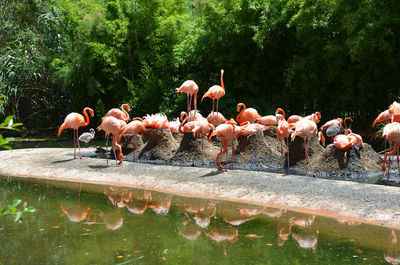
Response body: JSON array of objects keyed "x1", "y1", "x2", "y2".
[{"x1": 1, "y1": 0, "x2": 399, "y2": 131}]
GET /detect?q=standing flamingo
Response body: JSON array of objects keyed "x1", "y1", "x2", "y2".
[
  {"x1": 103, "y1": 104, "x2": 130, "y2": 122},
  {"x1": 291, "y1": 119, "x2": 318, "y2": 177},
  {"x1": 208, "y1": 119, "x2": 244, "y2": 171},
  {"x1": 202, "y1": 69, "x2": 225, "y2": 115},
  {"x1": 276, "y1": 114, "x2": 292, "y2": 169},
  {"x1": 389, "y1": 101, "x2": 400, "y2": 123},
  {"x1": 118, "y1": 119, "x2": 146, "y2": 162},
  {"x1": 58, "y1": 107, "x2": 94, "y2": 159},
  {"x1": 97, "y1": 116, "x2": 126, "y2": 165},
  {"x1": 176, "y1": 80, "x2": 199, "y2": 115},
  {"x1": 236, "y1": 103, "x2": 261, "y2": 124},
  {"x1": 382, "y1": 122, "x2": 400, "y2": 177}
]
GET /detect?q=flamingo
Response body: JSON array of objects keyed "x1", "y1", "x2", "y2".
[
  {"x1": 255, "y1": 107, "x2": 285, "y2": 126},
  {"x1": 168, "y1": 117, "x2": 181, "y2": 134},
  {"x1": 208, "y1": 119, "x2": 244, "y2": 171},
  {"x1": 118, "y1": 118, "x2": 146, "y2": 162},
  {"x1": 180, "y1": 224, "x2": 202, "y2": 240},
  {"x1": 97, "y1": 116, "x2": 126, "y2": 165},
  {"x1": 103, "y1": 103, "x2": 130, "y2": 122},
  {"x1": 304, "y1": 111, "x2": 321, "y2": 124},
  {"x1": 207, "y1": 111, "x2": 226, "y2": 127},
  {"x1": 291, "y1": 119, "x2": 318, "y2": 177},
  {"x1": 236, "y1": 103, "x2": 261, "y2": 124},
  {"x1": 79, "y1": 128, "x2": 95, "y2": 144},
  {"x1": 389, "y1": 101, "x2": 400, "y2": 123},
  {"x1": 202, "y1": 69, "x2": 225, "y2": 114},
  {"x1": 58, "y1": 107, "x2": 94, "y2": 159},
  {"x1": 382, "y1": 122, "x2": 400, "y2": 176},
  {"x1": 99, "y1": 209, "x2": 123, "y2": 230},
  {"x1": 176, "y1": 80, "x2": 199, "y2": 115},
  {"x1": 142, "y1": 113, "x2": 170, "y2": 129},
  {"x1": 372, "y1": 109, "x2": 392, "y2": 127},
  {"x1": 320, "y1": 118, "x2": 343, "y2": 132},
  {"x1": 276, "y1": 114, "x2": 292, "y2": 169}
]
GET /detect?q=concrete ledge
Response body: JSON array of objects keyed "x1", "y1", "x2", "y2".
[{"x1": 1, "y1": 148, "x2": 400, "y2": 228}]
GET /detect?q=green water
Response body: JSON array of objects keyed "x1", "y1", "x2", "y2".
[{"x1": 0, "y1": 177, "x2": 398, "y2": 265}]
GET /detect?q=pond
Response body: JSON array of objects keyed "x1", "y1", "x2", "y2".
[{"x1": 0, "y1": 177, "x2": 398, "y2": 264}]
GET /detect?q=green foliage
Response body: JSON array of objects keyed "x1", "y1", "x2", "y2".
[
  {"x1": 0, "y1": 199, "x2": 36, "y2": 223},
  {"x1": 1, "y1": 0, "x2": 400, "y2": 129}
]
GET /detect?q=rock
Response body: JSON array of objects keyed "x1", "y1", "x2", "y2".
[
  {"x1": 140, "y1": 129, "x2": 179, "y2": 161},
  {"x1": 171, "y1": 132, "x2": 219, "y2": 165},
  {"x1": 287, "y1": 136, "x2": 324, "y2": 167}
]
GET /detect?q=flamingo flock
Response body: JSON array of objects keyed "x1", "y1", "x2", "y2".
[{"x1": 57, "y1": 69, "x2": 400, "y2": 177}]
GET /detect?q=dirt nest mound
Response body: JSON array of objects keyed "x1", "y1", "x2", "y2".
[
  {"x1": 293, "y1": 143, "x2": 382, "y2": 183},
  {"x1": 287, "y1": 136, "x2": 324, "y2": 167},
  {"x1": 120, "y1": 134, "x2": 144, "y2": 155},
  {"x1": 235, "y1": 130, "x2": 283, "y2": 170},
  {"x1": 171, "y1": 132, "x2": 220, "y2": 166},
  {"x1": 139, "y1": 129, "x2": 179, "y2": 161}
]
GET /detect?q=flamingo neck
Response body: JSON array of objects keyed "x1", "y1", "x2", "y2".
[
  {"x1": 83, "y1": 108, "x2": 92, "y2": 126},
  {"x1": 121, "y1": 104, "x2": 130, "y2": 120},
  {"x1": 236, "y1": 104, "x2": 246, "y2": 122},
  {"x1": 221, "y1": 70, "x2": 225, "y2": 91},
  {"x1": 179, "y1": 113, "x2": 188, "y2": 133}
]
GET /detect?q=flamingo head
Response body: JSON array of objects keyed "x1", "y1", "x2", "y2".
[
  {"x1": 122, "y1": 104, "x2": 131, "y2": 112},
  {"x1": 226, "y1": 118, "x2": 237, "y2": 126},
  {"x1": 237, "y1": 103, "x2": 245, "y2": 112}
]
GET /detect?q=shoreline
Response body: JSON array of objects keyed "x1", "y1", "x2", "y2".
[{"x1": 1, "y1": 148, "x2": 400, "y2": 229}]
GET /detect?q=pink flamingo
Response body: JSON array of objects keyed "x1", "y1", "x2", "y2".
[
  {"x1": 389, "y1": 101, "x2": 400, "y2": 123},
  {"x1": 204, "y1": 226, "x2": 238, "y2": 256},
  {"x1": 208, "y1": 119, "x2": 244, "y2": 171},
  {"x1": 168, "y1": 117, "x2": 181, "y2": 134},
  {"x1": 372, "y1": 109, "x2": 391, "y2": 127},
  {"x1": 176, "y1": 80, "x2": 199, "y2": 115},
  {"x1": 97, "y1": 116, "x2": 126, "y2": 165},
  {"x1": 202, "y1": 69, "x2": 225, "y2": 114},
  {"x1": 142, "y1": 113, "x2": 170, "y2": 129},
  {"x1": 236, "y1": 103, "x2": 261, "y2": 124},
  {"x1": 320, "y1": 118, "x2": 343, "y2": 132},
  {"x1": 118, "y1": 118, "x2": 146, "y2": 162},
  {"x1": 382, "y1": 122, "x2": 400, "y2": 177},
  {"x1": 58, "y1": 107, "x2": 94, "y2": 159},
  {"x1": 291, "y1": 119, "x2": 318, "y2": 177},
  {"x1": 103, "y1": 103, "x2": 130, "y2": 122},
  {"x1": 207, "y1": 111, "x2": 226, "y2": 127},
  {"x1": 276, "y1": 112, "x2": 292, "y2": 169},
  {"x1": 60, "y1": 203, "x2": 91, "y2": 223},
  {"x1": 255, "y1": 107, "x2": 285, "y2": 126}
]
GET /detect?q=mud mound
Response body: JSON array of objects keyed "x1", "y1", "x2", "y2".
[
  {"x1": 235, "y1": 131, "x2": 283, "y2": 170},
  {"x1": 171, "y1": 132, "x2": 220, "y2": 165},
  {"x1": 294, "y1": 143, "x2": 382, "y2": 183},
  {"x1": 140, "y1": 129, "x2": 179, "y2": 161},
  {"x1": 288, "y1": 136, "x2": 324, "y2": 167},
  {"x1": 120, "y1": 134, "x2": 144, "y2": 155}
]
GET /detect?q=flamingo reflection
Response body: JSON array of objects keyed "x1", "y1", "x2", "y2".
[
  {"x1": 99, "y1": 208, "x2": 123, "y2": 230},
  {"x1": 290, "y1": 215, "x2": 315, "y2": 227},
  {"x1": 104, "y1": 186, "x2": 132, "y2": 208},
  {"x1": 292, "y1": 230, "x2": 319, "y2": 251},
  {"x1": 205, "y1": 225, "x2": 239, "y2": 256},
  {"x1": 277, "y1": 220, "x2": 292, "y2": 246},
  {"x1": 262, "y1": 207, "x2": 287, "y2": 218},
  {"x1": 336, "y1": 218, "x2": 361, "y2": 226},
  {"x1": 384, "y1": 230, "x2": 400, "y2": 265},
  {"x1": 147, "y1": 193, "x2": 173, "y2": 215},
  {"x1": 60, "y1": 203, "x2": 91, "y2": 223},
  {"x1": 180, "y1": 224, "x2": 202, "y2": 240}
]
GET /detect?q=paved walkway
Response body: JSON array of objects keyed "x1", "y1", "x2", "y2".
[{"x1": 1, "y1": 148, "x2": 400, "y2": 228}]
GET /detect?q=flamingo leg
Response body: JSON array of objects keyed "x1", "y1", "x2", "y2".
[
  {"x1": 105, "y1": 135, "x2": 110, "y2": 165},
  {"x1": 216, "y1": 99, "x2": 219, "y2": 115},
  {"x1": 223, "y1": 241, "x2": 227, "y2": 256},
  {"x1": 287, "y1": 137, "x2": 290, "y2": 171},
  {"x1": 383, "y1": 143, "x2": 399, "y2": 182},
  {"x1": 212, "y1": 99, "x2": 215, "y2": 115},
  {"x1": 202, "y1": 138, "x2": 205, "y2": 167},
  {"x1": 74, "y1": 129, "x2": 76, "y2": 159},
  {"x1": 225, "y1": 142, "x2": 228, "y2": 172},
  {"x1": 132, "y1": 136, "x2": 136, "y2": 163},
  {"x1": 215, "y1": 139, "x2": 227, "y2": 170},
  {"x1": 231, "y1": 141, "x2": 236, "y2": 170},
  {"x1": 280, "y1": 138, "x2": 283, "y2": 156},
  {"x1": 304, "y1": 139, "x2": 308, "y2": 176},
  {"x1": 187, "y1": 94, "x2": 190, "y2": 113}
]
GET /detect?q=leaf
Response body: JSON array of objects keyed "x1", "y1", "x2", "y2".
[
  {"x1": 24, "y1": 206, "x2": 36, "y2": 213},
  {"x1": 14, "y1": 212, "x2": 22, "y2": 222},
  {"x1": 9, "y1": 199, "x2": 22, "y2": 208}
]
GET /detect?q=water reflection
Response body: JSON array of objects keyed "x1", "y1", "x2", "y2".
[
  {"x1": 60, "y1": 203, "x2": 91, "y2": 223},
  {"x1": 384, "y1": 230, "x2": 400, "y2": 265},
  {"x1": 2, "y1": 178, "x2": 396, "y2": 264},
  {"x1": 204, "y1": 225, "x2": 238, "y2": 256}
]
